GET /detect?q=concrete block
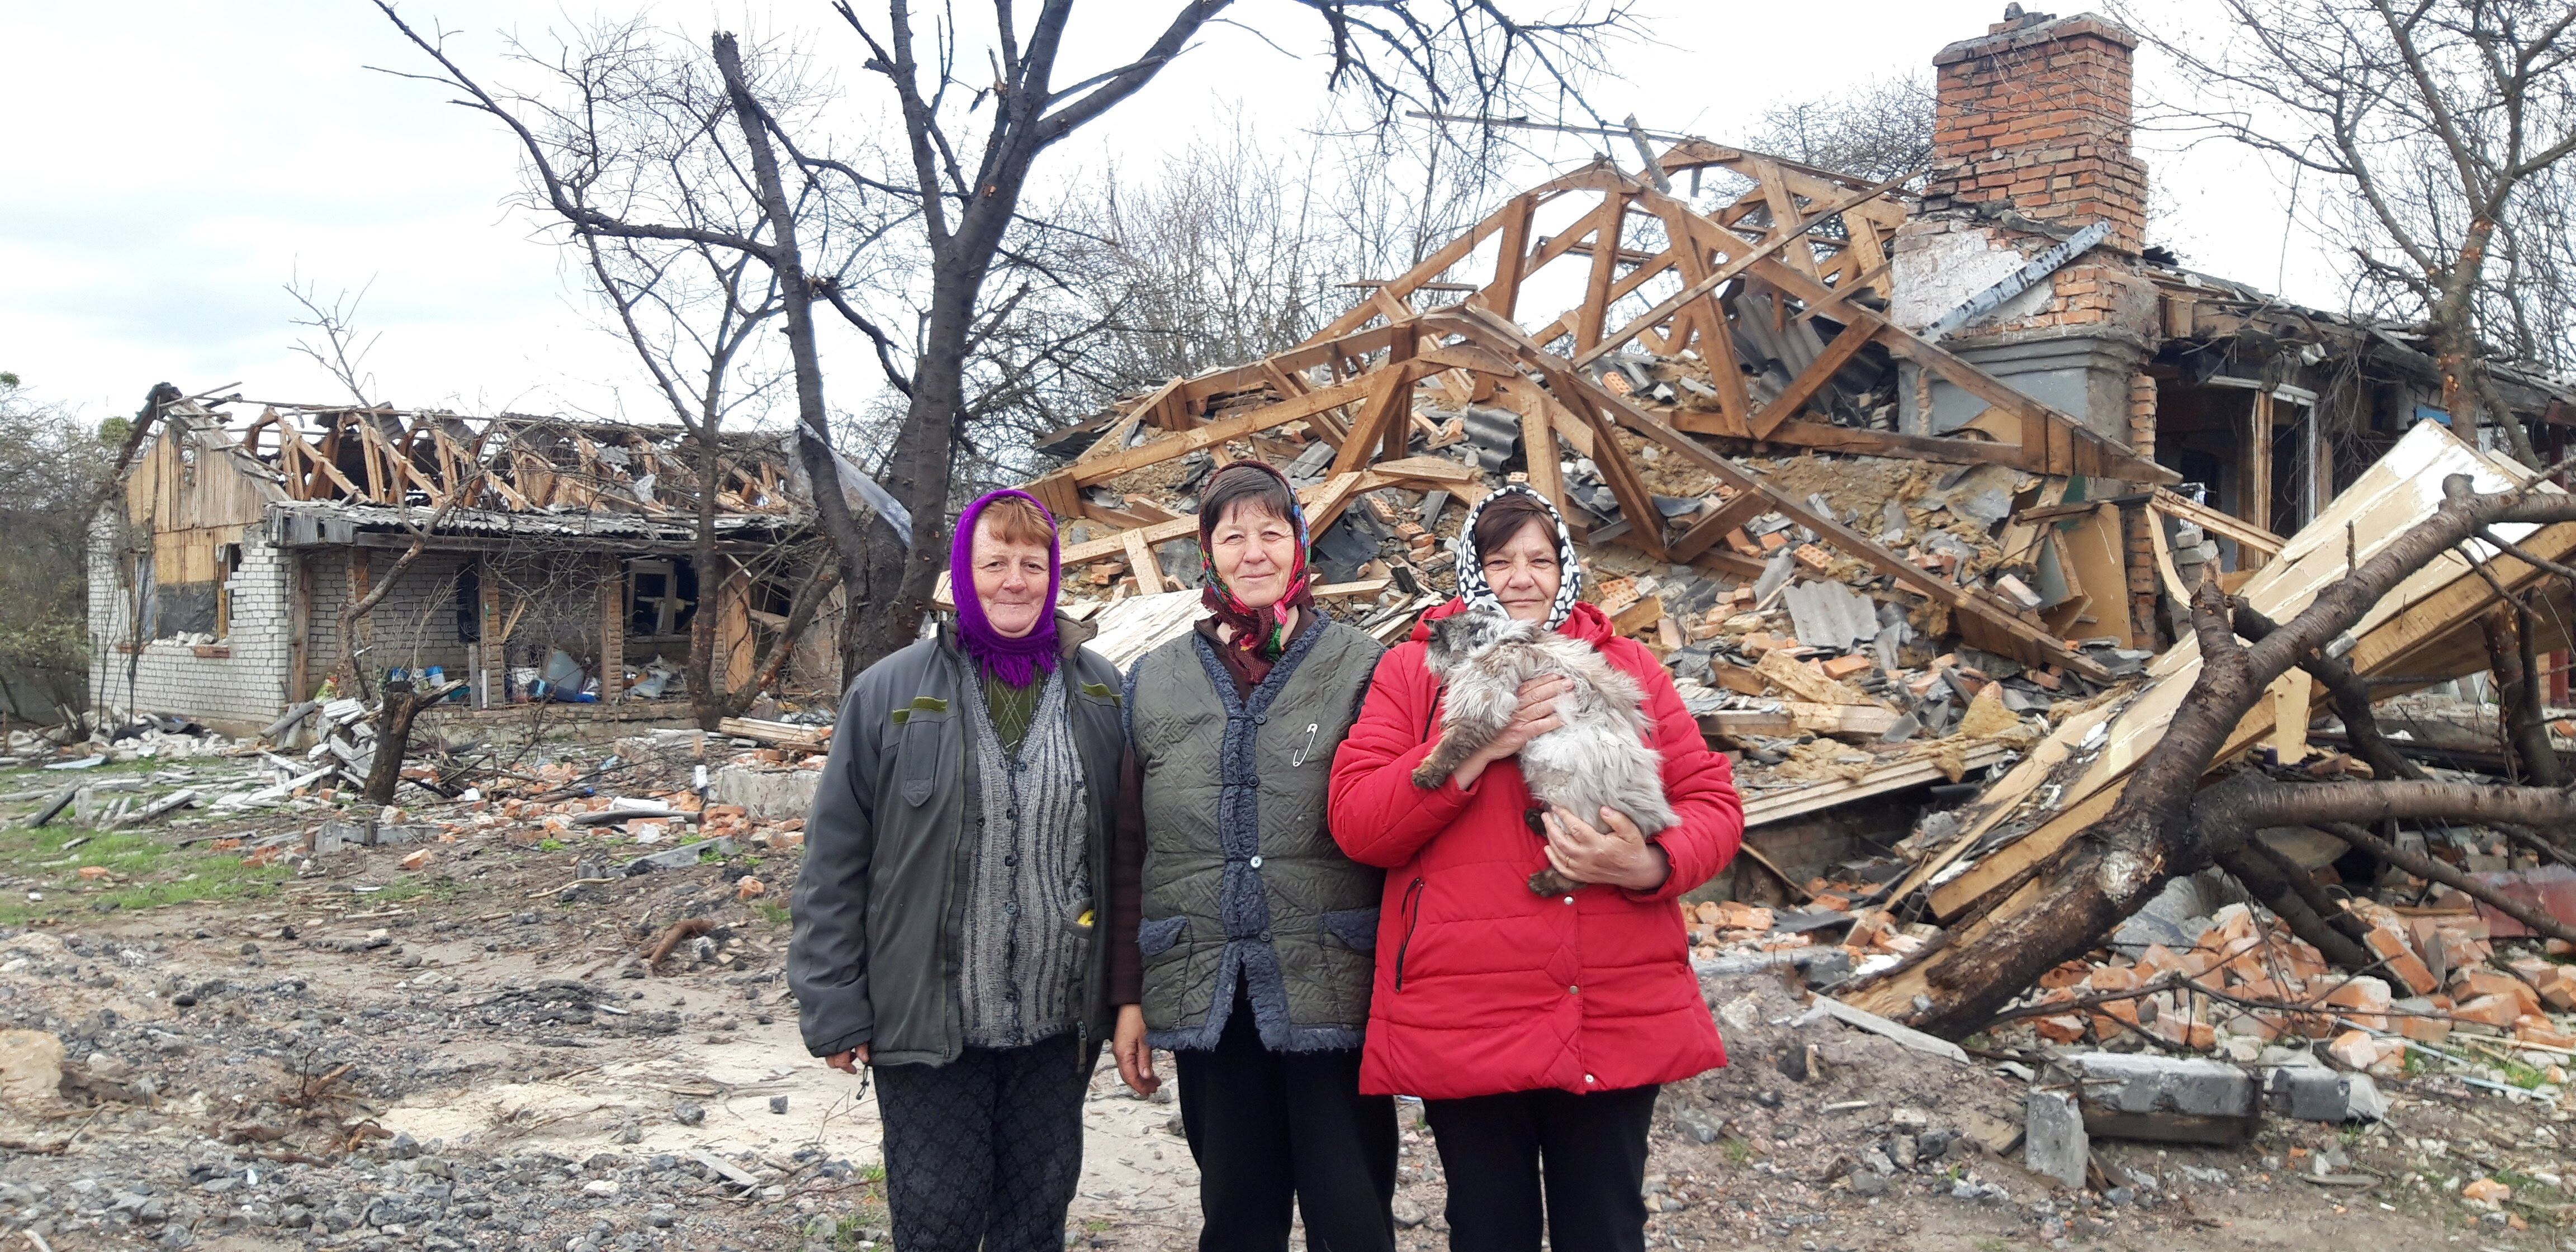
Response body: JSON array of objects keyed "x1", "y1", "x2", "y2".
[
  {"x1": 2067, "y1": 1052, "x2": 2259, "y2": 1145},
  {"x1": 623, "y1": 837, "x2": 737, "y2": 876},
  {"x1": 314, "y1": 821, "x2": 374, "y2": 853},
  {"x1": 711, "y1": 766, "x2": 819, "y2": 822},
  {"x1": 2024, "y1": 1089, "x2": 2088, "y2": 1189},
  {"x1": 2262, "y1": 1063, "x2": 2389, "y2": 1122}
]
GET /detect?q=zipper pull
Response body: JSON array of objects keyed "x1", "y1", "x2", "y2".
[{"x1": 1292, "y1": 722, "x2": 1320, "y2": 766}]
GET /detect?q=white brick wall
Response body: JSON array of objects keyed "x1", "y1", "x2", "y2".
[
  {"x1": 86, "y1": 526, "x2": 490, "y2": 729},
  {"x1": 88, "y1": 518, "x2": 296, "y2": 729}
]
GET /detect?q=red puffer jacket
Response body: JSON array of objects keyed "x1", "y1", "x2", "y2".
[{"x1": 1328, "y1": 599, "x2": 1742, "y2": 1101}]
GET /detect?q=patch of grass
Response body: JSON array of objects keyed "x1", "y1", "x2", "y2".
[
  {"x1": 371, "y1": 879, "x2": 459, "y2": 905},
  {"x1": 2493, "y1": 1055, "x2": 2554, "y2": 1090},
  {"x1": 1721, "y1": 1136, "x2": 1753, "y2": 1165},
  {"x1": 536, "y1": 838, "x2": 566, "y2": 852},
  {"x1": 0, "y1": 819, "x2": 292, "y2": 926},
  {"x1": 755, "y1": 900, "x2": 792, "y2": 927}
]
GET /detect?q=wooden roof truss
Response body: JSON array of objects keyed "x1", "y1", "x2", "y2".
[
  {"x1": 220, "y1": 406, "x2": 801, "y2": 518},
  {"x1": 1024, "y1": 147, "x2": 2179, "y2": 676}
]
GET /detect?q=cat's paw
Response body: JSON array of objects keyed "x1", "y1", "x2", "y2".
[{"x1": 1527, "y1": 867, "x2": 1576, "y2": 896}]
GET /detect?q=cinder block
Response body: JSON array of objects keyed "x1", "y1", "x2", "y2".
[{"x1": 2024, "y1": 1089, "x2": 2088, "y2": 1188}]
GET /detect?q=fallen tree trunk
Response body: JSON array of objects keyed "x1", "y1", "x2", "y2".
[
  {"x1": 1855, "y1": 472, "x2": 2576, "y2": 1038},
  {"x1": 2315, "y1": 819, "x2": 2576, "y2": 947}
]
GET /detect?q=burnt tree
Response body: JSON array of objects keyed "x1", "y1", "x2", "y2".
[{"x1": 1877, "y1": 474, "x2": 2576, "y2": 1038}]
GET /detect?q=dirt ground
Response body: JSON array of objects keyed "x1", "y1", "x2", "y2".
[{"x1": 0, "y1": 746, "x2": 2568, "y2": 1252}]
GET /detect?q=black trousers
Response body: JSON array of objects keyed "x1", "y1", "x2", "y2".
[
  {"x1": 872, "y1": 1035, "x2": 1091, "y2": 1252},
  {"x1": 1422, "y1": 1083, "x2": 1661, "y2": 1252},
  {"x1": 1173, "y1": 995, "x2": 1399, "y2": 1252}
]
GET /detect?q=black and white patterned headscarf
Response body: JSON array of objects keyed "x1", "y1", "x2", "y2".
[{"x1": 1452, "y1": 483, "x2": 1585, "y2": 630}]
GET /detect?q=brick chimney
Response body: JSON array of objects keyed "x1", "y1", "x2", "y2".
[
  {"x1": 1924, "y1": 9, "x2": 2147, "y2": 253},
  {"x1": 1892, "y1": 9, "x2": 2157, "y2": 371}
]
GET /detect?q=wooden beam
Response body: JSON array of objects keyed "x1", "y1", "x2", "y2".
[
  {"x1": 1303, "y1": 207, "x2": 1509, "y2": 345},
  {"x1": 1123, "y1": 528, "x2": 1167, "y2": 594},
  {"x1": 1576, "y1": 192, "x2": 1630, "y2": 352},
  {"x1": 600, "y1": 553, "x2": 627, "y2": 702},
  {"x1": 1330, "y1": 357, "x2": 1420, "y2": 478},
  {"x1": 287, "y1": 552, "x2": 312, "y2": 705},
  {"x1": 1074, "y1": 361, "x2": 1438, "y2": 486},
  {"x1": 2150, "y1": 488, "x2": 2283, "y2": 557},
  {"x1": 1748, "y1": 321, "x2": 1873, "y2": 439},
  {"x1": 479, "y1": 556, "x2": 505, "y2": 709},
  {"x1": 1669, "y1": 491, "x2": 1769, "y2": 562},
  {"x1": 1484, "y1": 193, "x2": 1537, "y2": 321}
]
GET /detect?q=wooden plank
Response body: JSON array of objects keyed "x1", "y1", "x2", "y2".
[
  {"x1": 601, "y1": 554, "x2": 627, "y2": 702},
  {"x1": 1076, "y1": 362, "x2": 1437, "y2": 486},
  {"x1": 1302, "y1": 207, "x2": 1509, "y2": 345},
  {"x1": 1123, "y1": 529, "x2": 1167, "y2": 594},
  {"x1": 1576, "y1": 192, "x2": 1629, "y2": 352},
  {"x1": 1578, "y1": 180, "x2": 1910, "y2": 370},
  {"x1": 1669, "y1": 491, "x2": 1768, "y2": 562},
  {"x1": 1301, "y1": 472, "x2": 1369, "y2": 533},
  {"x1": 2269, "y1": 666, "x2": 2312, "y2": 760},
  {"x1": 479, "y1": 556, "x2": 505, "y2": 709},
  {"x1": 1329, "y1": 363, "x2": 1417, "y2": 478},
  {"x1": 287, "y1": 553, "x2": 312, "y2": 705},
  {"x1": 2243, "y1": 390, "x2": 2274, "y2": 569},
  {"x1": 1558, "y1": 391, "x2": 1668, "y2": 559},
  {"x1": 1507, "y1": 382, "x2": 1566, "y2": 513},
  {"x1": 1483, "y1": 193, "x2": 1537, "y2": 321},
  {"x1": 2053, "y1": 504, "x2": 2137, "y2": 647},
  {"x1": 2151, "y1": 487, "x2": 2282, "y2": 557},
  {"x1": 1742, "y1": 742, "x2": 2015, "y2": 828}
]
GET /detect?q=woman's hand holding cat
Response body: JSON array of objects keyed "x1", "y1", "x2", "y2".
[
  {"x1": 1540, "y1": 804, "x2": 1670, "y2": 892},
  {"x1": 1450, "y1": 676, "x2": 1571, "y2": 790}
]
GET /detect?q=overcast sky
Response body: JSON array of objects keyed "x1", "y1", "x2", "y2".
[{"x1": 0, "y1": 0, "x2": 2321, "y2": 425}]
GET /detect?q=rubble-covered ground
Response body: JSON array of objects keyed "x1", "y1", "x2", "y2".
[{"x1": 0, "y1": 729, "x2": 2570, "y2": 1252}]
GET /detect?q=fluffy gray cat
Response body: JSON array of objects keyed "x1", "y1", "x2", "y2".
[{"x1": 1411, "y1": 604, "x2": 1677, "y2": 894}]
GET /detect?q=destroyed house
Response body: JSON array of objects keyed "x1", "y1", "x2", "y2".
[
  {"x1": 88, "y1": 398, "x2": 832, "y2": 735},
  {"x1": 1016, "y1": 7, "x2": 2576, "y2": 882}
]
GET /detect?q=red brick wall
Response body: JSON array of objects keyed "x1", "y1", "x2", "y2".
[{"x1": 1925, "y1": 16, "x2": 2149, "y2": 258}]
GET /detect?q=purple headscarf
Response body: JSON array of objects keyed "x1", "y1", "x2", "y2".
[{"x1": 950, "y1": 489, "x2": 1062, "y2": 687}]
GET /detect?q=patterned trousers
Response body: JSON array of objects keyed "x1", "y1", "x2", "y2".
[{"x1": 872, "y1": 1035, "x2": 1093, "y2": 1252}]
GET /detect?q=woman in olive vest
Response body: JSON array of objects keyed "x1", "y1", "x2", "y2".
[{"x1": 1107, "y1": 460, "x2": 1396, "y2": 1251}]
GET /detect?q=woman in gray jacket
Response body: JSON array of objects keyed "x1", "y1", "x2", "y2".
[
  {"x1": 790, "y1": 489, "x2": 1124, "y2": 1252},
  {"x1": 1107, "y1": 460, "x2": 1396, "y2": 1252}
]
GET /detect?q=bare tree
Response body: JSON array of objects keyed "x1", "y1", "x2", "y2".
[
  {"x1": 1745, "y1": 73, "x2": 1934, "y2": 185},
  {"x1": 2139, "y1": 0, "x2": 2576, "y2": 468},
  {"x1": 285, "y1": 273, "x2": 384, "y2": 408},
  {"x1": 373, "y1": 1, "x2": 1636, "y2": 675},
  {"x1": 520, "y1": 19, "x2": 856, "y2": 728}
]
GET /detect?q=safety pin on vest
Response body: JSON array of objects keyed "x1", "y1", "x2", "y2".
[{"x1": 1291, "y1": 722, "x2": 1320, "y2": 767}]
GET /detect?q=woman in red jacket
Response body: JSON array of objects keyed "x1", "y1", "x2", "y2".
[{"x1": 1328, "y1": 485, "x2": 1742, "y2": 1252}]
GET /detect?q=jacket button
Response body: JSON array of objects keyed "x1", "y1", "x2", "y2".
[
  {"x1": 1562, "y1": 895, "x2": 1574, "y2": 905},
  {"x1": 1248, "y1": 856, "x2": 1263, "y2": 869},
  {"x1": 1259, "y1": 932, "x2": 1272, "y2": 943},
  {"x1": 1584, "y1": 1074, "x2": 1597, "y2": 1084},
  {"x1": 1568, "y1": 985, "x2": 1579, "y2": 994}
]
